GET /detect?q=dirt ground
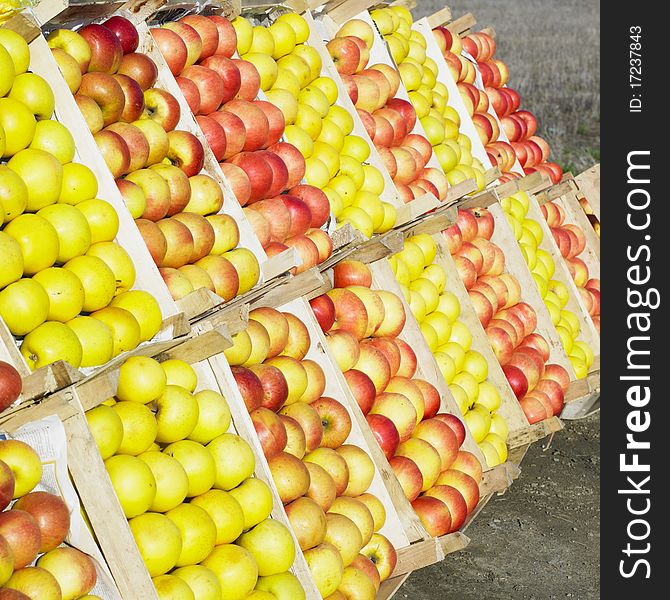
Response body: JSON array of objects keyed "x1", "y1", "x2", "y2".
[{"x1": 398, "y1": 413, "x2": 600, "y2": 599}]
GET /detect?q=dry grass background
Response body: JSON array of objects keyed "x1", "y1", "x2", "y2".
[{"x1": 413, "y1": 0, "x2": 600, "y2": 174}]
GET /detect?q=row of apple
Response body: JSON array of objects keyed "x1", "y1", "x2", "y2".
[
  {"x1": 0, "y1": 28, "x2": 169, "y2": 372},
  {"x1": 542, "y1": 201, "x2": 600, "y2": 334},
  {"x1": 369, "y1": 6, "x2": 489, "y2": 192},
  {"x1": 46, "y1": 14, "x2": 272, "y2": 303},
  {"x1": 457, "y1": 29, "x2": 564, "y2": 184},
  {"x1": 388, "y1": 235, "x2": 512, "y2": 462},
  {"x1": 230, "y1": 10, "x2": 405, "y2": 241}
]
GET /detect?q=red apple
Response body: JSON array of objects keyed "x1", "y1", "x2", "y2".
[
  {"x1": 366, "y1": 414, "x2": 400, "y2": 460},
  {"x1": 103, "y1": 15, "x2": 139, "y2": 54},
  {"x1": 411, "y1": 495, "x2": 452, "y2": 536},
  {"x1": 343, "y1": 369, "x2": 376, "y2": 415},
  {"x1": 231, "y1": 366, "x2": 264, "y2": 412},
  {"x1": 251, "y1": 407, "x2": 288, "y2": 459},
  {"x1": 502, "y1": 364, "x2": 529, "y2": 399},
  {"x1": 232, "y1": 58, "x2": 261, "y2": 101},
  {"x1": 389, "y1": 456, "x2": 422, "y2": 501},
  {"x1": 249, "y1": 364, "x2": 289, "y2": 412},
  {"x1": 0, "y1": 361, "x2": 22, "y2": 413},
  {"x1": 287, "y1": 184, "x2": 329, "y2": 228},
  {"x1": 424, "y1": 484, "x2": 468, "y2": 531},
  {"x1": 228, "y1": 153, "x2": 273, "y2": 204},
  {"x1": 313, "y1": 397, "x2": 352, "y2": 449},
  {"x1": 79, "y1": 23, "x2": 122, "y2": 73},
  {"x1": 0, "y1": 510, "x2": 41, "y2": 569},
  {"x1": 432, "y1": 413, "x2": 467, "y2": 448},
  {"x1": 151, "y1": 27, "x2": 187, "y2": 76},
  {"x1": 12, "y1": 492, "x2": 70, "y2": 553}
]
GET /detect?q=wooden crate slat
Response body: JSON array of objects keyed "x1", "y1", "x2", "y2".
[
  {"x1": 506, "y1": 415, "x2": 563, "y2": 449},
  {"x1": 427, "y1": 6, "x2": 453, "y2": 29},
  {"x1": 573, "y1": 164, "x2": 601, "y2": 221},
  {"x1": 445, "y1": 13, "x2": 477, "y2": 36}
]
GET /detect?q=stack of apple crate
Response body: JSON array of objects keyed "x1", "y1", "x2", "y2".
[{"x1": 0, "y1": 0, "x2": 601, "y2": 598}]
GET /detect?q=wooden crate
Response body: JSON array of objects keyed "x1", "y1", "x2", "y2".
[
  {"x1": 1, "y1": 354, "x2": 324, "y2": 599},
  {"x1": 283, "y1": 297, "x2": 484, "y2": 569},
  {"x1": 1, "y1": 17, "x2": 195, "y2": 384}
]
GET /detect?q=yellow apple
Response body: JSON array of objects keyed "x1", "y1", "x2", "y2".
[
  {"x1": 228, "y1": 477, "x2": 274, "y2": 530},
  {"x1": 316, "y1": 119, "x2": 345, "y2": 151},
  {"x1": 241, "y1": 52, "x2": 278, "y2": 91},
  {"x1": 360, "y1": 165, "x2": 384, "y2": 196},
  {"x1": 138, "y1": 451, "x2": 189, "y2": 513},
  {"x1": 255, "y1": 572, "x2": 305, "y2": 600},
  {"x1": 305, "y1": 156, "x2": 331, "y2": 188},
  {"x1": 298, "y1": 85, "x2": 330, "y2": 118},
  {"x1": 58, "y1": 162, "x2": 99, "y2": 205},
  {"x1": 153, "y1": 385, "x2": 200, "y2": 444},
  {"x1": 106, "y1": 454, "x2": 157, "y2": 518},
  {"x1": 284, "y1": 124, "x2": 314, "y2": 158},
  {"x1": 76, "y1": 199, "x2": 119, "y2": 244},
  {"x1": 190, "y1": 488, "x2": 244, "y2": 545},
  {"x1": 86, "y1": 404, "x2": 124, "y2": 459},
  {"x1": 166, "y1": 502, "x2": 217, "y2": 567},
  {"x1": 295, "y1": 103, "x2": 323, "y2": 140},
  {"x1": 275, "y1": 12, "x2": 310, "y2": 44},
  {"x1": 272, "y1": 66, "x2": 301, "y2": 97},
  {"x1": 90, "y1": 306, "x2": 141, "y2": 356},
  {"x1": 264, "y1": 89, "x2": 299, "y2": 125},
  {"x1": 128, "y1": 512, "x2": 182, "y2": 576},
  {"x1": 352, "y1": 192, "x2": 384, "y2": 231},
  {"x1": 238, "y1": 519, "x2": 296, "y2": 576},
  {"x1": 0, "y1": 29, "x2": 30, "y2": 75},
  {"x1": 223, "y1": 330, "x2": 252, "y2": 366},
  {"x1": 8, "y1": 72, "x2": 54, "y2": 120},
  {"x1": 207, "y1": 433, "x2": 255, "y2": 491},
  {"x1": 29, "y1": 120, "x2": 75, "y2": 165},
  {"x1": 341, "y1": 135, "x2": 370, "y2": 163},
  {"x1": 188, "y1": 390, "x2": 231, "y2": 444},
  {"x1": 33, "y1": 267, "x2": 85, "y2": 323},
  {"x1": 339, "y1": 206, "x2": 374, "y2": 239},
  {"x1": 163, "y1": 439, "x2": 216, "y2": 498},
  {"x1": 7, "y1": 148, "x2": 62, "y2": 211},
  {"x1": 110, "y1": 290, "x2": 162, "y2": 342},
  {"x1": 311, "y1": 76, "x2": 338, "y2": 105},
  {"x1": 0, "y1": 98, "x2": 36, "y2": 158},
  {"x1": 116, "y1": 356, "x2": 167, "y2": 404},
  {"x1": 0, "y1": 277, "x2": 49, "y2": 336},
  {"x1": 269, "y1": 21, "x2": 297, "y2": 59},
  {"x1": 276, "y1": 54, "x2": 312, "y2": 89},
  {"x1": 339, "y1": 156, "x2": 365, "y2": 189},
  {"x1": 173, "y1": 565, "x2": 222, "y2": 600},
  {"x1": 38, "y1": 204, "x2": 92, "y2": 264},
  {"x1": 63, "y1": 255, "x2": 117, "y2": 312},
  {"x1": 19, "y1": 320, "x2": 82, "y2": 369},
  {"x1": 291, "y1": 44, "x2": 322, "y2": 82},
  {"x1": 0, "y1": 165, "x2": 28, "y2": 222},
  {"x1": 222, "y1": 248, "x2": 260, "y2": 294},
  {"x1": 161, "y1": 359, "x2": 198, "y2": 392},
  {"x1": 152, "y1": 574, "x2": 195, "y2": 600},
  {"x1": 65, "y1": 315, "x2": 114, "y2": 367},
  {"x1": 0, "y1": 438, "x2": 42, "y2": 498},
  {"x1": 233, "y1": 16, "x2": 253, "y2": 54},
  {"x1": 112, "y1": 400, "x2": 158, "y2": 456},
  {"x1": 312, "y1": 141, "x2": 341, "y2": 178},
  {"x1": 201, "y1": 544, "x2": 258, "y2": 598}
]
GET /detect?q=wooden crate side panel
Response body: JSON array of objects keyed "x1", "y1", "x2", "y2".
[
  {"x1": 432, "y1": 236, "x2": 529, "y2": 432},
  {"x1": 574, "y1": 164, "x2": 600, "y2": 221},
  {"x1": 64, "y1": 409, "x2": 160, "y2": 600}
]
